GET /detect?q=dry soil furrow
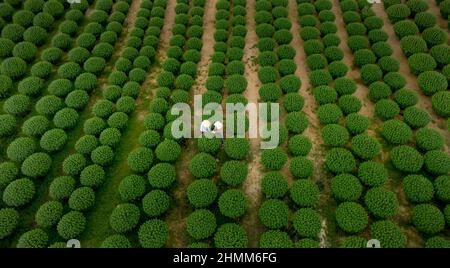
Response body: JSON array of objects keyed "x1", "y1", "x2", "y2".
[
  {"x1": 372, "y1": 4, "x2": 450, "y2": 151},
  {"x1": 167, "y1": 0, "x2": 217, "y2": 248},
  {"x1": 240, "y1": 0, "x2": 265, "y2": 248}
]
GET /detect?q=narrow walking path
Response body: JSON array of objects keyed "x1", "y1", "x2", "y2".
[{"x1": 240, "y1": 0, "x2": 264, "y2": 248}]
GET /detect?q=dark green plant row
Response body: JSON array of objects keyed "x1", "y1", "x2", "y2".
[
  {"x1": 0, "y1": 0, "x2": 129, "y2": 244},
  {"x1": 0, "y1": 0, "x2": 166, "y2": 248},
  {"x1": 340, "y1": 0, "x2": 449, "y2": 248},
  {"x1": 101, "y1": 0, "x2": 209, "y2": 248},
  {"x1": 435, "y1": 0, "x2": 450, "y2": 24},
  {"x1": 383, "y1": 0, "x2": 449, "y2": 121},
  {"x1": 186, "y1": 0, "x2": 251, "y2": 249},
  {"x1": 296, "y1": 0, "x2": 404, "y2": 248}
]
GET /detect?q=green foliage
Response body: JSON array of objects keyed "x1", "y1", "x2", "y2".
[
  {"x1": 49, "y1": 176, "x2": 75, "y2": 201},
  {"x1": 375, "y1": 99, "x2": 400, "y2": 120},
  {"x1": 187, "y1": 179, "x2": 217, "y2": 208},
  {"x1": 293, "y1": 208, "x2": 321, "y2": 238},
  {"x1": 435, "y1": 175, "x2": 450, "y2": 203},
  {"x1": 214, "y1": 223, "x2": 248, "y2": 248},
  {"x1": 119, "y1": 174, "x2": 146, "y2": 202},
  {"x1": 1, "y1": 57, "x2": 27, "y2": 79},
  {"x1": 258, "y1": 199, "x2": 289, "y2": 229},
  {"x1": 309, "y1": 69, "x2": 332, "y2": 87},
  {"x1": 335, "y1": 202, "x2": 369, "y2": 233},
  {"x1": 1, "y1": 24, "x2": 25, "y2": 43},
  {"x1": 57, "y1": 211, "x2": 86, "y2": 240},
  {"x1": 325, "y1": 148, "x2": 356, "y2": 174},
  {"x1": 220, "y1": 161, "x2": 248, "y2": 186},
  {"x1": 378, "y1": 56, "x2": 400, "y2": 73},
  {"x1": 261, "y1": 148, "x2": 287, "y2": 171},
  {"x1": 403, "y1": 175, "x2": 434, "y2": 203},
  {"x1": 430, "y1": 44, "x2": 450, "y2": 66},
  {"x1": 80, "y1": 164, "x2": 105, "y2": 188},
  {"x1": 360, "y1": 64, "x2": 383, "y2": 85},
  {"x1": 187, "y1": 209, "x2": 216, "y2": 240},
  {"x1": 138, "y1": 219, "x2": 169, "y2": 248},
  {"x1": 358, "y1": 161, "x2": 388, "y2": 187},
  {"x1": 371, "y1": 220, "x2": 406, "y2": 248},
  {"x1": 3, "y1": 178, "x2": 35, "y2": 207},
  {"x1": 415, "y1": 128, "x2": 444, "y2": 151},
  {"x1": 110, "y1": 205, "x2": 139, "y2": 233},
  {"x1": 283, "y1": 93, "x2": 303, "y2": 113},
  {"x1": 290, "y1": 180, "x2": 319, "y2": 207},
  {"x1": 289, "y1": 157, "x2": 313, "y2": 179},
  {"x1": 335, "y1": 77, "x2": 357, "y2": 95},
  {"x1": 0, "y1": 162, "x2": 18, "y2": 188},
  {"x1": 279, "y1": 74, "x2": 301, "y2": 93},
  {"x1": 260, "y1": 230, "x2": 293, "y2": 248},
  {"x1": 412, "y1": 204, "x2": 445, "y2": 234},
  {"x1": 101, "y1": 235, "x2": 131, "y2": 248},
  {"x1": 331, "y1": 174, "x2": 363, "y2": 202},
  {"x1": 261, "y1": 172, "x2": 288, "y2": 199},
  {"x1": 53, "y1": 108, "x2": 79, "y2": 130},
  {"x1": 408, "y1": 53, "x2": 437, "y2": 75},
  {"x1": 21, "y1": 152, "x2": 51, "y2": 178},
  {"x1": 224, "y1": 138, "x2": 250, "y2": 160},
  {"x1": 424, "y1": 150, "x2": 450, "y2": 175},
  {"x1": 422, "y1": 27, "x2": 447, "y2": 47},
  {"x1": 127, "y1": 147, "x2": 153, "y2": 173},
  {"x1": 386, "y1": 4, "x2": 411, "y2": 23},
  {"x1": 368, "y1": 81, "x2": 391, "y2": 102},
  {"x1": 400, "y1": 35, "x2": 427, "y2": 56},
  {"x1": 0, "y1": 208, "x2": 19, "y2": 239},
  {"x1": 142, "y1": 190, "x2": 170, "y2": 217},
  {"x1": 340, "y1": 236, "x2": 368, "y2": 248},
  {"x1": 288, "y1": 134, "x2": 312, "y2": 156},
  {"x1": 351, "y1": 134, "x2": 381, "y2": 160},
  {"x1": 68, "y1": 187, "x2": 95, "y2": 212},
  {"x1": 91, "y1": 145, "x2": 114, "y2": 166},
  {"x1": 317, "y1": 104, "x2": 343, "y2": 125},
  {"x1": 22, "y1": 115, "x2": 49, "y2": 136},
  {"x1": 390, "y1": 145, "x2": 423, "y2": 173},
  {"x1": 364, "y1": 187, "x2": 399, "y2": 219},
  {"x1": 16, "y1": 228, "x2": 48, "y2": 248},
  {"x1": 403, "y1": 107, "x2": 430, "y2": 129},
  {"x1": 148, "y1": 163, "x2": 176, "y2": 189},
  {"x1": 189, "y1": 152, "x2": 216, "y2": 178},
  {"x1": 431, "y1": 91, "x2": 450, "y2": 117},
  {"x1": 381, "y1": 120, "x2": 412, "y2": 145},
  {"x1": 425, "y1": 236, "x2": 450, "y2": 248},
  {"x1": 285, "y1": 111, "x2": 308, "y2": 134},
  {"x1": 40, "y1": 129, "x2": 67, "y2": 152},
  {"x1": 155, "y1": 139, "x2": 181, "y2": 162},
  {"x1": 218, "y1": 189, "x2": 248, "y2": 218}
]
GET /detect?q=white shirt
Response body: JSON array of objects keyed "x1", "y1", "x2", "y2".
[{"x1": 200, "y1": 120, "x2": 211, "y2": 133}]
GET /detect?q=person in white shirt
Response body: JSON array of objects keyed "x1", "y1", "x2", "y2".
[
  {"x1": 211, "y1": 121, "x2": 224, "y2": 144},
  {"x1": 200, "y1": 120, "x2": 212, "y2": 134}
]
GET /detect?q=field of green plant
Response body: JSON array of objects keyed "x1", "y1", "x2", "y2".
[{"x1": 0, "y1": 0, "x2": 449, "y2": 248}]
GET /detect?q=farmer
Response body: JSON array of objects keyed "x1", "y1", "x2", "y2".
[
  {"x1": 211, "y1": 121, "x2": 224, "y2": 144},
  {"x1": 200, "y1": 119, "x2": 212, "y2": 135}
]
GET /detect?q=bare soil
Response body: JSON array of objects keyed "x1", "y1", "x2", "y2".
[
  {"x1": 167, "y1": 0, "x2": 217, "y2": 248},
  {"x1": 240, "y1": 0, "x2": 265, "y2": 248}
]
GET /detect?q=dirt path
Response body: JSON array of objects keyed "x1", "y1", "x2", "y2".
[
  {"x1": 240, "y1": 0, "x2": 265, "y2": 248},
  {"x1": 372, "y1": 4, "x2": 450, "y2": 150},
  {"x1": 166, "y1": 0, "x2": 217, "y2": 248},
  {"x1": 289, "y1": 0, "x2": 332, "y2": 248},
  {"x1": 428, "y1": 0, "x2": 449, "y2": 30}
]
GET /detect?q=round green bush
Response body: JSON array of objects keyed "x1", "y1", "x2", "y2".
[
  {"x1": 403, "y1": 175, "x2": 434, "y2": 203},
  {"x1": 223, "y1": 138, "x2": 250, "y2": 160},
  {"x1": 293, "y1": 208, "x2": 321, "y2": 238},
  {"x1": 331, "y1": 174, "x2": 363, "y2": 202},
  {"x1": 80, "y1": 164, "x2": 105, "y2": 188},
  {"x1": 424, "y1": 150, "x2": 450, "y2": 175},
  {"x1": 261, "y1": 148, "x2": 287, "y2": 171},
  {"x1": 260, "y1": 230, "x2": 293, "y2": 248},
  {"x1": 400, "y1": 36, "x2": 427, "y2": 56},
  {"x1": 403, "y1": 107, "x2": 430, "y2": 129},
  {"x1": 214, "y1": 223, "x2": 248, "y2": 248},
  {"x1": 435, "y1": 175, "x2": 450, "y2": 203},
  {"x1": 138, "y1": 219, "x2": 169, "y2": 248},
  {"x1": 418, "y1": 71, "x2": 448, "y2": 96},
  {"x1": 0, "y1": 162, "x2": 18, "y2": 189},
  {"x1": 313, "y1": 85, "x2": 337, "y2": 105},
  {"x1": 358, "y1": 161, "x2": 388, "y2": 187},
  {"x1": 258, "y1": 199, "x2": 289, "y2": 229},
  {"x1": 21, "y1": 152, "x2": 51, "y2": 178},
  {"x1": 57, "y1": 211, "x2": 86, "y2": 240},
  {"x1": 53, "y1": 108, "x2": 79, "y2": 130},
  {"x1": 21, "y1": 115, "x2": 49, "y2": 137},
  {"x1": 49, "y1": 176, "x2": 75, "y2": 201},
  {"x1": 186, "y1": 209, "x2": 217, "y2": 240},
  {"x1": 325, "y1": 148, "x2": 356, "y2": 174},
  {"x1": 16, "y1": 228, "x2": 48, "y2": 248},
  {"x1": 3, "y1": 178, "x2": 35, "y2": 207},
  {"x1": 289, "y1": 156, "x2": 313, "y2": 179},
  {"x1": 415, "y1": 127, "x2": 444, "y2": 151},
  {"x1": 371, "y1": 220, "x2": 407, "y2": 248},
  {"x1": 188, "y1": 152, "x2": 216, "y2": 178},
  {"x1": 351, "y1": 134, "x2": 381, "y2": 160},
  {"x1": 290, "y1": 180, "x2": 319, "y2": 207},
  {"x1": 336, "y1": 202, "x2": 369, "y2": 233},
  {"x1": 368, "y1": 81, "x2": 391, "y2": 102},
  {"x1": 390, "y1": 145, "x2": 423, "y2": 173},
  {"x1": 18, "y1": 76, "x2": 44, "y2": 96},
  {"x1": 422, "y1": 27, "x2": 447, "y2": 47},
  {"x1": 412, "y1": 204, "x2": 445, "y2": 234},
  {"x1": 393, "y1": 88, "x2": 418, "y2": 109},
  {"x1": 408, "y1": 53, "x2": 437, "y2": 75},
  {"x1": 288, "y1": 134, "x2": 312, "y2": 156},
  {"x1": 375, "y1": 99, "x2": 400, "y2": 120},
  {"x1": 142, "y1": 190, "x2": 170, "y2": 217},
  {"x1": 218, "y1": 189, "x2": 248, "y2": 219},
  {"x1": 146, "y1": 163, "x2": 175, "y2": 192},
  {"x1": 431, "y1": 91, "x2": 450, "y2": 117},
  {"x1": 220, "y1": 160, "x2": 248, "y2": 186},
  {"x1": 425, "y1": 236, "x2": 450, "y2": 248},
  {"x1": 364, "y1": 187, "x2": 399, "y2": 219},
  {"x1": 430, "y1": 44, "x2": 450, "y2": 67},
  {"x1": 155, "y1": 139, "x2": 182, "y2": 162},
  {"x1": 378, "y1": 56, "x2": 400, "y2": 73},
  {"x1": 40, "y1": 129, "x2": 68, "y2": 152},
  {"x1": 317, "y1": 104, "x2": 343, "y2": 125},
  {"x1": 101, "y1": 235, "x2": 131, "y2": 248},
  {"x1": 285, "y1": 111, "x2": 308, "y2": 134},
  {"x1": 127, "y1": 147, "x2": 153, "y2": 173},
  {"x1": 320, "y1": 124, "x2": 349, "y2": 147},
  {"x1": 109, "y1": 203, "x2": 140, "y2": 233},
  {"x1": 261, "y1": 171, "x2": 289, "y2": 199},
  {"x1": 309, "y1": 69, "x2": 333, "y2": 87},
  {"x1": 90, "y1": 145, "x2": 114, "y2": 166},
  {"x1": 360, "y1": 64, "x2": 383, "y2": 85},
  {"x1": 0, "y1": 208, "x2": 19, "y2": 239},
  {"x1": 340, "y1": 236, "x2": 368, "y2": 248},
  {"x1": 1, "y1": 57, "x2": 27, "y2": 79},
  {"x1": 381, "y1": 120, "x2": 412, "y2": 145},
  {"x1": 117, "y1": 174, "x2": 145, "y2": 203},
  {"x1": 187, "y1": 179, "x2": 217, "y2": 208},
  {"x1": 68, "y1": 187, "x2": 95, "y2": 212}
]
